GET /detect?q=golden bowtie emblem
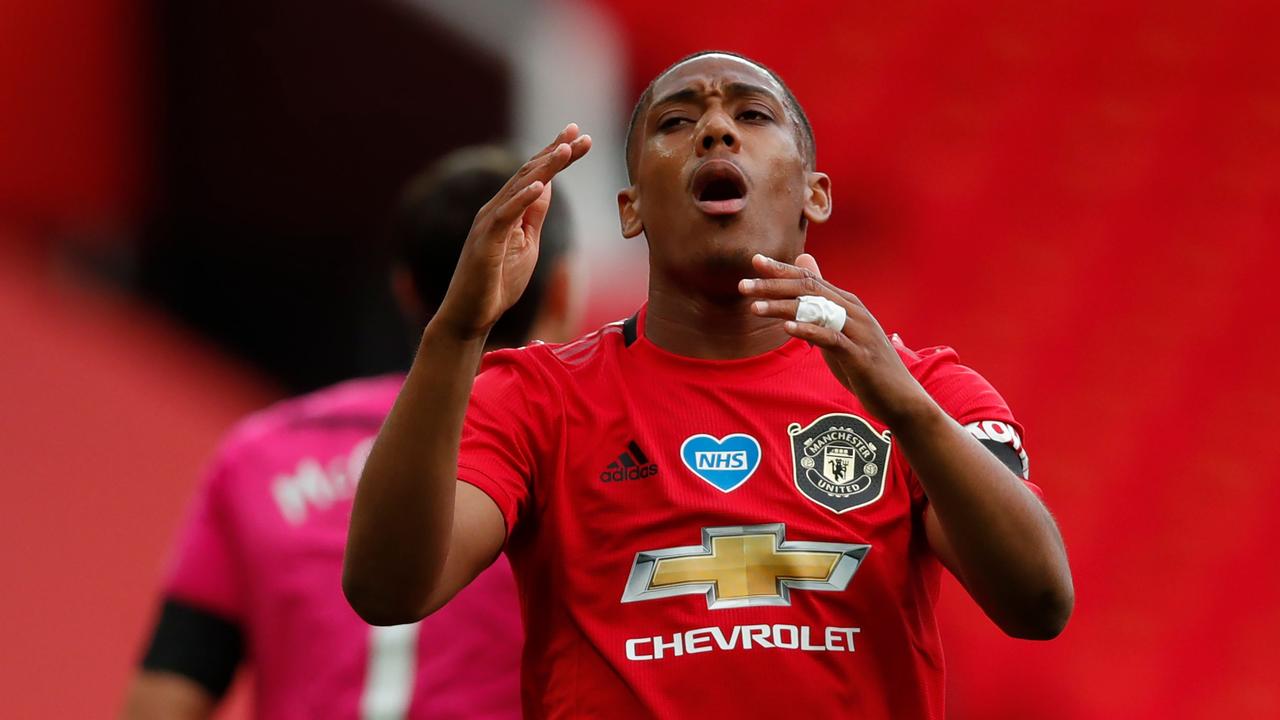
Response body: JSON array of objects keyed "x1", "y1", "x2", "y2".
[{"x1": 621, "y1": 524, "x2": 870, "y2": 609}]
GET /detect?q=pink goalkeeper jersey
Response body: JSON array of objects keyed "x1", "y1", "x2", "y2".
[{"x1": 163, "y1": 375, "x2": 522, "y2": 719}]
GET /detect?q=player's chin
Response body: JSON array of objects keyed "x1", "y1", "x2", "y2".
[{"x1": 691, "y1": 240, "x2": 765, "y2": 278}]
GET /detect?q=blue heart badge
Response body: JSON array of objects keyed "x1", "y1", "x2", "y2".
[{"x1": 680, "y1": 433, "x2": 762, "y2": 493}]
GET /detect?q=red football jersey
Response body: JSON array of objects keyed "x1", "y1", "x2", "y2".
[{"x1": 458, "y1": 306, "x2": 1036, "y2": 719}]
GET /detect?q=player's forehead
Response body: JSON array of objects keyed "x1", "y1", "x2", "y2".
[{"x1": 648, "y1": 54, "x2": 786, "y2": 107}]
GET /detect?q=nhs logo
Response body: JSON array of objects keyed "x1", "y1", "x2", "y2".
[
  {"x1": 680, "y1": 434, "x2": 762, "y2": 493},
  {"x1": 695, "y1": 451, "x2": 749, "y2": 470}
]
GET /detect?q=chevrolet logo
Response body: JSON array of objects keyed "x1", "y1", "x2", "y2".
[{"x1": 621, "y1": 524, "x2": 870, "y2": 609}]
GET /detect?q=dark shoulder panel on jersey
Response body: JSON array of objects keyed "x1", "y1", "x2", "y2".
[
  {"x1": 141, "y1": 598, "x2": 244, "y2": 698},
  {"x1": 622, "y1": 312, "x2": 640, "y2": 347}
]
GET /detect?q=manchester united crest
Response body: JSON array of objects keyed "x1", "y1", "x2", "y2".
[{"x1": 788, "y1": 413, "x2": 892, "y2": 514}]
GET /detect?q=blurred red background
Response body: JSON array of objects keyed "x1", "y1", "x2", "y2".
[{"x1": 2, "y1": 1, "x2": 1278, "y2": 717}]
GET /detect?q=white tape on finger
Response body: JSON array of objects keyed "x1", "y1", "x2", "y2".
[{"x1": 795, "y1": 295, "x2": 847, "y2": 332}]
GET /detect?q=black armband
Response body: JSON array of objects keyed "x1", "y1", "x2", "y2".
[
  {"x1": 979, "y1": 439, "x2": 1026, "y2": 478},
  {"x1": 140, "y1": 598, "x2": 244, "y2": 699}
]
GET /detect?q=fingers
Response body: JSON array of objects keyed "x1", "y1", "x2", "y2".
[
  {"x1": 794, "y1": 253, "x2": 823, "y2": 278},
  {"x1": 517, "y1": 134, "x2": 593, "y2": 192},
  {"x1": 743, "y1": 253, "x2": 861, "y2": 307},
  {"x1": 782, "y1": 319, "x2": 848, "y2": 350},
  {"x1": 521, "y1": 181, "x2": 555, "y2": 233},
  {"x1": 738, "y1": 276, "x2": 830, "y2": 300},
  {"x1": 749, "y1": 298, "x2": 853, "y2": 337},
  {"x1": 526, "y1": 126, "x2": 591, "y2": 175},
  {"x1": 561, "y1": 133, "x2": 592, "y2": 168},
  {"x1": 488, "y1": 133, "x2": 591, "y2": 226},
  {"x1": 750, "y1": 253, "x2": 810, "y2": 279},
  {"x1": 492, "y1": 180, "x2": 547, "y2": 226},
  {"x1": 535, "y1": 123, "x2": 580, "y2": 158},
  {"x1": 750, "y1": 252, "x2": 826, "y2": 282},
  {"x1": 488, "y1": 125, "x2": 590, "y2": 209},
  {"x1": 748, "y1": 298, "x2": 801, "y2": 321}
]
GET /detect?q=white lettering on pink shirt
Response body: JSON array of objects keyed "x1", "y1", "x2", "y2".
[{"x1": 271, "y1": 436, "x2": 374, "y2": 525}]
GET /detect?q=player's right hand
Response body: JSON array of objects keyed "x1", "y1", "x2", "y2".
[{"x1": 433, "y1": 124, "x2": 591, "y2": 341}]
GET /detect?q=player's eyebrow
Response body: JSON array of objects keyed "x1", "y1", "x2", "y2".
[
  {"x1": 651, "y1": 82, "x2": 782, "y2": 112},
  {"x1": 722, "y1": 82, "x2": 781, "y2": 104},
  {"x1": 650, "y1": 87, "x2": 702, "y2": 110}
]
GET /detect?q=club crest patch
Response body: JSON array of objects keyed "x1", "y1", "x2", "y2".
[{"x1": 788, "y1": 414, "x2": 892, "y2": 513}]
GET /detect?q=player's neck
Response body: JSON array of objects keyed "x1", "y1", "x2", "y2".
[{"x1": 644, "y1": 282, "x2": 791, "y2": 360}]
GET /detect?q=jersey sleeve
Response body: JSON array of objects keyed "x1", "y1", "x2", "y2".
[
  {"x1": 141, "y1": 448, "x2": 248, "y2": 696},
  {"x1": 895, "y1": 338, "x2": 1040, "y2": 501},
  {"x1": 161, "y1": 452, "x2": 247, "y2": 620},
  {"x1": 457, "y1": 348, "x2": 558, "y2": 538}
]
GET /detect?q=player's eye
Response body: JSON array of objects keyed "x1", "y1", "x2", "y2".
[
  {"x1": 738, "y1": 109, "x2": 773, "y2": 123},
  {"x1": 659, "y1": 116, "x2": 692, "y2": 130}
]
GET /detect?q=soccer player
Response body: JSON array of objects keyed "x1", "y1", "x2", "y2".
[
  {"x1": 345, "y1": 52, "x2": 1074, "y2": 718},
  {"x1": 124, "y1": 146, "x2": 578, "y2": 720}
]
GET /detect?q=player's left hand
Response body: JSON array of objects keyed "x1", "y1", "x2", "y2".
[{"x1": 739, "y1": 253, "x2": 932, "y2": 427}]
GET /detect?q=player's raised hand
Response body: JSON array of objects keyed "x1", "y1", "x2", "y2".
[
  {"x1": 738, "y1": 253, "x2": 932, "y2": 426},
  {"x1": 434, "y1": 124, "x2": 591, "y2": 341}
]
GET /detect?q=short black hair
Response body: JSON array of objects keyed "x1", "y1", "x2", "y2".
[
  {"x1": 392, "y1": 146, "x2": 572, "y2": 348},
  {"x1": 624, "y1": 50, "x2": 816, "y2": 181}
]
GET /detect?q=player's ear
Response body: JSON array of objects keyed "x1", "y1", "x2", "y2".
[
  {"x1": 617, "y1": 186, "x2": 644, "y2": 239},
  {"x1": 801, "y1": 171, "x2": 832, "y2": 225},
  {"x1": 390, "y1": 266, "x2": 428, "y2": 325}
]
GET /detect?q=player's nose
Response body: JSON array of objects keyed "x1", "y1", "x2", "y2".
[{"x1": 695, "y1": 109, "x2": 740, "y2": 157}]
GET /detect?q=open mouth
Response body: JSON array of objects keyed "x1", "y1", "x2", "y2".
[{"x1": 690, "y1": 160, "x2": 748, "y2": 216}]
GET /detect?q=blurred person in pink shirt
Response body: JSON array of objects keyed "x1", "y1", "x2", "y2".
[{"x1": 123, "y1": 146, "x2": 579, "y2": 720}]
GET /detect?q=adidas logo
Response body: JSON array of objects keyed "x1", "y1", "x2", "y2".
[{"x1": 599, "y1": 441, "x2": 659, "y2": 483}]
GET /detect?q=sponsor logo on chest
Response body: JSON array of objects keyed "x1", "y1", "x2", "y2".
[
  {"x1": 599, "y1": 440, "x2": 660, "y2": 482},
  {"x1": 621, "y1": 524, "x2": 869, "y2": 609},
  {"x1": 619, "y1": 523, "x2": 871, "y2": 663}
]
